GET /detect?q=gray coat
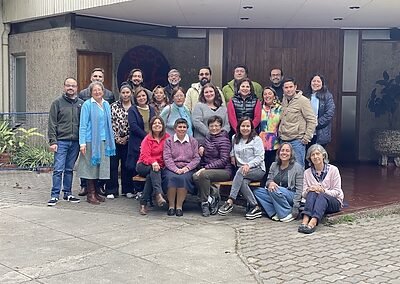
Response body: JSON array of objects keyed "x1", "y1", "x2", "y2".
[{"x1": 266, "y1": 162, "x2": 304, "y2": 209}]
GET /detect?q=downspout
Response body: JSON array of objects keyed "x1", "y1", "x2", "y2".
[
  {"x1": 0, "y1": 0, "x2": 4, "y2": 112},
  {"x1": 1, "y1": 23, "x2": 10, "y2": 113}
]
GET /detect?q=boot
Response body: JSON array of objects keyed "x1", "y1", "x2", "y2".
[
  {"x1": 78, "y1": 186, "x2": 88, "y2": 196},
  {"x1": 139, "y1": 205, "x2": 147, "y2": 215},
  {"x1": 87, "y1": 180, "x2": 100, "y2": 205},
  {"x1": 95, "y1": 188, "x2": 105, "y2": 202}
]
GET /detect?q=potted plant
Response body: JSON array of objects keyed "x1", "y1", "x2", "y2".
[{"x1": 367, "y1": 71, "x2": 400, "y2": 166}]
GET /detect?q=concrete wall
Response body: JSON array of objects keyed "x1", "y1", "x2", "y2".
[
  {"x1": 359, "y1": 41, "x2": 400, "y2": 161},
  {"x1": 8, "y1": 27, "x2": 207, "y2": 112}
]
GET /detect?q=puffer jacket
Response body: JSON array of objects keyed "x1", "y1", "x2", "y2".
[
  {"x1": 227, "y1": 93, "x2": 261, "y2": 132},
  {"x1": 201, "y1": 130, "x2": 232, "y2": 175}
]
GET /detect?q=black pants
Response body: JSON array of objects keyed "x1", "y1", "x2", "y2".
[{"x1": 136, "y1": 162, "x2": 166, "y2": 205}]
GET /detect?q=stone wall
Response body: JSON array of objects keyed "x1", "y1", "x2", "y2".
[{"x1": 359, "y1": 41, "x2": 400, "y2": 161}]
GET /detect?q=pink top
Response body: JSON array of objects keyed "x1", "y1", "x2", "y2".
[{"x1": 302, "y1": 164, "x2": 344, "y2": 206}]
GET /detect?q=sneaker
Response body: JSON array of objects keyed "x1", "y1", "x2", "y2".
[
  {"x1": 218, "y1": 201, "x2": 233, "y2": 216},
  {"x1": 271, "y1": 215, "x2": 280, "y2": 221},
  {"x1": 201, "y1": 202, "x2": 210, "y2": 217},
  {"x1": 245, "y1": 206, "x2": 262, "y2": 220},
  {"x1": 63, "y1": 195, "x2": 80, "y2": 203},
  {"x1": 209, "y1": 196, "x2": 220, "y2": 215},
  {"x1": 126, "y1": 193, "x2": 135, "y2": 199},
  {"x1": 280, "y1": 213, "x2": 295, "y2": 223},
  {"x1": 106, "y1": 194, "x2": 115, "y2": 199},
  {"x1": 47, "y1": 197, "x2": 58, "y2": 206}
]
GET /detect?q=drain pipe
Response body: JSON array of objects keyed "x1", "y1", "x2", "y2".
[{"x1": 1, "y1": 23, "x2": 10, "y2": 113}]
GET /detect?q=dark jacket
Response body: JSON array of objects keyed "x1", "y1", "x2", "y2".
[
  {"x1": 271, "y1": 84, "x2": 284, "y2": 102},
  {"x1": 78, "y1": 87, "x2": 116, "y2": 105},
  {"x1": 121, "y1": 80, "x2": 153, "y2": 99},
  {"x1": 306, "y1": 91, "x2": 335, "y2": 145},
  {"x1": 201, "y1": 130, "x2": 232, "y2": 175},
  {"x1": 164, "y1": 84, "x2": 178, "y2": 103},
  {"x1": 126, "y1": 105, "x2": 156, "y2": 171},
  {"x1": 48, "y1": 94, "x2": 83, "y2": 145},
  {"x1": 227, "y1": 93, "x2": 261, "y2": 132}
]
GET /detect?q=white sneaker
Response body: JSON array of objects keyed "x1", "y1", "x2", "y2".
[
  {"x1": 126, "y1": 193, "x2": 135, "y2": 199},
  {"x1": 280, "y1": 213, "x2": 294, "y2": 223},
  {"x1": 271, "y1": 215, "x2": 280, "y2": 221},
  {"x1": 106, "y1": 194, "x2": 115, "y2": 199}
]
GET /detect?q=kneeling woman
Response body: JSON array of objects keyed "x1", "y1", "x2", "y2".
[
  {"x1": 218, "y1": 117, "x2": 265, "y2": 220},
  {"x1": 193, "y1": 115, "x2": 232, "y2": 217},
  {"x1": 298, "y1": 144, "x2": 344, "y2": 234},
  {"x1": 136, "y1": 116, "x2": 170, "y2": 215},
  {"x1": 163, "y1": 118, "x2": 200, "y2": 216},
  {"x1": 253, "y1": 142, "x2": 304, "y2": 222}
]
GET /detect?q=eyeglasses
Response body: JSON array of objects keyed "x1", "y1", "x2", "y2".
[
  {"x1": 65, "y1": 84, "x2": 77, "y2": 88},
  {"x1": 199, "y1": 73, "x2": 210, "y2": 76}
]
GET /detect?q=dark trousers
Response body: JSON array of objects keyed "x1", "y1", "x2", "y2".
[
  {"x1": 105, "y1": 143, "x2": 134, "y2": 195},
  {"x1": 261, "y1": 150, "x2": 277, "y2": 187},
  {"x1": 136, "y1": 162, "x2": 165, "y2": 205},
  {"x1": 302, "y1": 191, "x2": 341, "y2": 222},
  {"x1": 192, "y1": 169, "x2": 231, "y2": 202}
]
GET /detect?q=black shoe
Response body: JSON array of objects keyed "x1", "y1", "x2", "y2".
[
  {"x1": 47, "y1": 197, "x2": 58, "y2": 206},
  {"x1": 63, "y1": 195, "x2": 80, "y2": 203},
  {"x1": 218, "y1": 201, "x2": 233, "y2": 216},
  {"x1": 201, "y1": 202, "x2": 210, "y2": 217},
  {"x1": 209, "y1": 196, "x2": 219, "y2": 215},
  {"x1": 167, "y1": 208, "x2": 175, "y2": 216},
  {"x1": 176, "y1": 209, "x2": 183, "y2": 217},
  {"x1": 245, "y1": 206, "x2": 262, "y2": 220}
]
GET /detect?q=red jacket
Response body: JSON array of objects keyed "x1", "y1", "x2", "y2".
[{"x1": 138, "y1": 133, "x2": 170, "y2": 168}]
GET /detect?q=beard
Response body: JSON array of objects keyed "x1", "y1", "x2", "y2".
[{"x1": 200, "y1": 78, "x2": 210, "y2": 86}]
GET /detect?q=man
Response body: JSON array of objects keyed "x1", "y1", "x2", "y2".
[
  {"x1": 78, "y1": 67, "x2": 116, "y2": 104},
  {"x1": 47, "y1": 77, "x2": 83, "y2": 206},
  {"x1": 222, "y1": 64, "x2": 263, "y2": 102},
  {"x1": 269, "y1": 68, "x2": 284, "y2": 101},
  {"x1": 164, "y1": 68, "x2": 182, "y2": 103},
  {"x1": 122, "y1": 68, "x2": 153, "y2": 98},
  {"x1": 78, "y1": 67, "x2": 116, "y2": 196},
  {"x1": 278, "y1": 77, "x2": 317, "y2": 168},
  {"x1": 184, "y1": 66, "x2": 225, "y2": 112}
]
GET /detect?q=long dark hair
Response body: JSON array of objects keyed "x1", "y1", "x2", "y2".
[
  {"x1": 149, "y1": 116, "x2": 166, "y2": 138},
  {"x1": 275, "y1": 142, "x2": 296, "y2": 166},
  {"x1": 234, "y1": 116, "x2": 257, "y2": 144},
  {"x1": 305, "y1": 73, "x2": 329, "y2": 100},
  {"x1": 199, "y1": 83, "x2": 222, "y2": 107}
]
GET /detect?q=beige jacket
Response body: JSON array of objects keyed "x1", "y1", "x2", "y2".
[{"x1": 278, "y1": 91, "x2": 317, "y2": 142}]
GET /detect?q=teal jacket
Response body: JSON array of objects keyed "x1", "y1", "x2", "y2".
[{"x1": 222, "y1": 79, "x2": 263, "y2": 102}]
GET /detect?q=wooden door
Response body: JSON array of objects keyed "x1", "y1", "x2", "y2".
[{"x1": 77, "y1": 51, "x2": 113, "y2": 92}]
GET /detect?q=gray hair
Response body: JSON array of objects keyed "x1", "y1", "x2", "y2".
[
  {"x1": 89, "y1": 81, "x2": 105, "y2": 95},
  {"x1": 306, "y1": 144, "x2": 329, "y2": 166}
]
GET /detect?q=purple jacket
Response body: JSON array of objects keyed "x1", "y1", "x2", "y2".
[
  {"x1": 163, "y1": 136, "x2": 200, "y2": 172},
  {"x1": 201, "y1": 130, "x2": 232, "y2": 176}
]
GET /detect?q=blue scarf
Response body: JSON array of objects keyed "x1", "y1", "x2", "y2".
[
  {"x1": 90, "y1": 100, "x2": 116, "y2": 165},
  {"x1": 173, "y1": 103, "x2": 193, "y2": 136}
]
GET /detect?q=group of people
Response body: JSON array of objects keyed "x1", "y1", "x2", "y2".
[{"x1": 47, "y1": 64, "x2": 343, "y2": 234}]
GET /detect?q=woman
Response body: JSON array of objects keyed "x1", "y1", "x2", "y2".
[
  {"x1": 227, "y1": 78, "x2": 261, "y2": 133},
  {"x1": 253, "y1": 142, "x2": 304, "y2": 222},
  {"x1": 304, "y1": 74, "x2": 335, "y2": 148},
  {"x1": 259, "y1": 87, "x2": 282, "y2": 186},
  {"x1": 192, "y1": 83, "x2": 230, "y2": 144},
  {"x1": 150, "y1": 85, "x2": 169, "y2": 115},
  {"x1": 193, "y1": 115, "x2": 232, "y2": 217},
  {"x1": 218, "y1": 117, "x2": 265, "y2": 220},
  {"x1": 78, "y1": 81, "x2": 116, "y2": 205},
  {"x1": 136, "y1": 116, "x2": 170, "y2": 215},
  {"x1": 106, "y1": 84, "x2": 135, "y2": 199},
  {"x1": 126, "y1": 87, "x2": 156, "y2": 198},
  {"x1": 163, "y1": 118, "x2": 200, "y2": 217},
  {"x1": 160, "y1": 87, "x2": 193, "y2": 137},
  {"x1": 298, "y1": 144, "x2": 344, "y2": 234}
]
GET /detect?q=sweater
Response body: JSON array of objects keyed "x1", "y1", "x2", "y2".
[
  {"x1": 201, "y1": 130, "x2": 232, "y2": 175},
  {"x1": 137, "y1": 133, "x2": 170, "y2": 168},
  {"x1": 163, "y1": 135, "x2": 200, "y2": 172},
  {"x1": 192, "y1": 102, "x2": 230, "y2": 143},
  {"x1": 48, "y1": 94, "x2": 83, "y2": 145},
  {"x1": 222, "y1": 79, "x2": 263, "y2": 102},
  {"x1": 302, "y1": 164, "x2": 344, "y2": 206},
  {"x1": 227, "y1": 94, "x2": 261, "y2": 133},
  {"x1": 266, "y1": 162, "x2": 304, "y2": 209},
  {"x1": 231, "y1": 135, "x2": 265, "y2": 171},
  {"x1": 279, "y1": 91, "x2": 317, "y2": 142}
]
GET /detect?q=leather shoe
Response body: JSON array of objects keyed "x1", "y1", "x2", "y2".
[
  {"x1": 78, "y1": 187, "x2": 88, "y2": 196},
  {"x1": 167, "y1": 208, "x2": 175, "y2": 216},
  {"x1": 139, "y1": 205, "x2": 147, "y2": 215},
  {"x1": 155, "y1": 194, "x2": 167, "y2": 208},
  {"x1": 175, "y1": 209, "x2": 183, "y2": 217}
]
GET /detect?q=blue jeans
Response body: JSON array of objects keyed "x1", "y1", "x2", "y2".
[
  {"x1": 51, "y1": 140, "x2": 80, "y2": 198},
  {"x1": 289, "y1": 139, "x2": 305, "y2": 168},
  {"x1": 254, "y1": 186, "x2": 295, "y2": 219}
]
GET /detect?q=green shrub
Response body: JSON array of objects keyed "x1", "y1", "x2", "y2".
[{"x1": 12, "y1": 145, "x2": 54, "y2": 169}]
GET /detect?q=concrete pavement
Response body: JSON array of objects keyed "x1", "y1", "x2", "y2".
[{"x1": 1, "y1": 171, "x2": 400, "y2": 283}]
